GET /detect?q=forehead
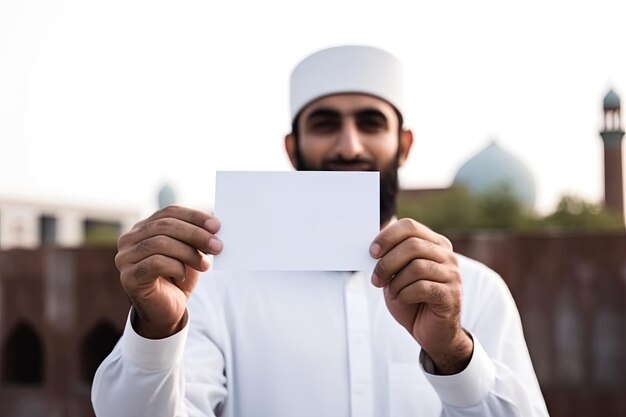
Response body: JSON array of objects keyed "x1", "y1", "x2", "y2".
[{"x1": 299, "y1": 93, "x2": 398, "y2": 120}]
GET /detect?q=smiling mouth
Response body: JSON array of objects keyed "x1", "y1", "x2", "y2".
[{"x1": 323, "y1": 161, "x2": 376, "y2": 171}]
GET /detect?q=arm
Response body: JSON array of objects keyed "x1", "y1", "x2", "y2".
[
  {"x1": 92, "y1": 307, "x2": 227, "y2": 417},
  {"x1": 422, "y1": 259, "x2": 548, "y2": 416},
  {"x1": 370, "y1": 219, "x2": 548, "y2": 416},
  {"x1": 421, "y1": 265, "x2": 549, "y2": 415},
  {"x1": 91, "y1": 205, "x2": 226, "y2": 417}
]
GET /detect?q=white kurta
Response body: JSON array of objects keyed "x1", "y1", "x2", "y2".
[{"x1": 92, "y1": 255, "x2": 549, "y2": 417}]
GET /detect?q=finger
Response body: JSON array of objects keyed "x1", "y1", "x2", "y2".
[
  {"x1": 119, "y1": 216, "x2": 222, "y2": 256},
  {"x1": 148, "y1": 205, "x2": 220, "y2": 233},
  {"x1": 116, "y1": 235, "x2": 211, "y2": 272},
  {"x1": 370, "y1": 218, "x2": 452, "y2": 259},
  {"x1": 371, "y1": 237, "x2": 448, "y2": 287},
  {"x1": 121, "y1": 205, "x2": 220, "y2": 246},
  {"x1": 385, "y1": 259, "x2": 447, "y2": 297},
  {"x1": 121, "y1": 254, "x2": 186, "y2": 289},
  {"x1": 393, "y1": 279, "x2": 451, "y2": 307}
]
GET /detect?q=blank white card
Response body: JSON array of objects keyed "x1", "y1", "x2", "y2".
[{"x1": 213, "y1": 171, "x2": 379, "y2": 271}]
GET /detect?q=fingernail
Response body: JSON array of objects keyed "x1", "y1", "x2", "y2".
[
  {"x1": 205, "y1": 218, "x2": 220, "y2": 232},
  {"x1": 201, "y1": 254, "x2": 211, "y2": 270},
  {"x1": 208, "y1": 238, "x2": 223, "y2": 253},
  {"x1": 370, "y1": 243, "x2": 381, "y2": 258},
  {"x1": 371, "y1": 273, "x2": 380, "y2": 287}
]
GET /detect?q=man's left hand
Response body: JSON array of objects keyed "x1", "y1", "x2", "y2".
[{"x1": 370, "y1": 218, "x2": 473, "y2": 375}]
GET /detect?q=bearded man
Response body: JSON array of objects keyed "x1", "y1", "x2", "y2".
[{"x1": 92, "y1": 45, "x2": 549, "y2": 417}]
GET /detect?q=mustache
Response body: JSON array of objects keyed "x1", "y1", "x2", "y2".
[{"x1": 320, "y1": 157, "x2": 377, "y2": 170}]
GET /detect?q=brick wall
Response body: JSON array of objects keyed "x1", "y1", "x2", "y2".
[{"x1": 0, "y1": 233, "x2": 624, "y2": 417}]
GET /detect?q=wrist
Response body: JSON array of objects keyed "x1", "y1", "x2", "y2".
[
  {"x1": 130, "y1": 308, "x2": 188, "y2": 339},
  {"x1": 425, "y1": 330, "x2": 473, "y2": 375}
]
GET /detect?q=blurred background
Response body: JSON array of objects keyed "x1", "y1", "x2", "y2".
[{"x1": 0, "y1": 0, "x2": 624, "y2": 416}]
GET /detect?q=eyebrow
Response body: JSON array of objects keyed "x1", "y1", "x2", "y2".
[
  {"x1": 305, "y1": 108, "x2": 342, "y2": 122},
  {"x1": 354, "y1": 108, "x2": 388, "y2": 122},
  {"x1": 305, "y1": 107, "x2": 388, "y2": 121}
]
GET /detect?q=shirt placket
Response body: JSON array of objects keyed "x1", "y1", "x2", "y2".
[{"x1": 344, "y1": 271, "x2": 374, "y2": 417}]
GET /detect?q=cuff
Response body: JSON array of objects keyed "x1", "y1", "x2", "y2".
[
  {"x1": 420, "y1": 334, "x2": 496, "y2": 407},
  {"x1": 120, "y1": 308, "x2": 189, "y2": 372}
]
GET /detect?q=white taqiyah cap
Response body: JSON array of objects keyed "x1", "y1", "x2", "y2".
[{"x1": 290, "y1": 45, "x2": 405, "y2": 121}]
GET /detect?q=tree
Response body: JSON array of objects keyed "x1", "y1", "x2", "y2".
[
  {"x1": 398, "y1": 187, "x2": 624, "y2": 232},
  {"x1": 540, "y1": 195, "x2": 623, "y2": 230},
  {"x1": 473, "y1": 184, "x2": 532, "y2": 230},
  {"x1": 397, "y1": 187, "x2": 481, "y2": 232}
]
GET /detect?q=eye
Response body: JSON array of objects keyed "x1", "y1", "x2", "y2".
[
  {"x1": 357, "y1": 115, "x2": 387, "y2": 132},
  {"x1": 308, "y1": 118, "x2": 340, "y2": 133}
]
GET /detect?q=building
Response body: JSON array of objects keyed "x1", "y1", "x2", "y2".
[
  {"x1": 0, "y1": 197, "x2": 139, "y2": 249},
  {"x1": 600, "y1": 89, "x2": 625, "y2": 219},
  {"x1": 0, "y1": 198, "x2": 138, "y2": 416},
  {"x1": 401, "y1": 89, "x2": 625, "y2": 222},
  {"x1": 0, "y1": 248, "x2": 128, "y2": 417},
  {"x1": 453, "y1": 139, "x2": 537, "y2": 210}
]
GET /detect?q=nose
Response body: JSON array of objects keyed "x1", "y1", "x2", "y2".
[{"x1": 335, "y1": 119, "x2": 365, "y2": 160}]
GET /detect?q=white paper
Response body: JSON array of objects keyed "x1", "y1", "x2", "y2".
[{"x1": 213, "y1": 171, "x2": 379, "y2": 271}]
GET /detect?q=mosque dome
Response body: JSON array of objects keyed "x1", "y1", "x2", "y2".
[
  {"x1": 603, "y1": 89, "x2": 621, "y2": 110},
  {"x1": 158, "y1": 183, "x2": 177, "y2": 208},
  {"x1": 453, "y1": 140, "x2": 536, "y2": 209}
]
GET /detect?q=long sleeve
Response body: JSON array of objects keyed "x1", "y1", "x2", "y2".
[
  {"x1": 91, "y1": 264, "x2": 548, "y2": 416},
  {"x1": 420, "y1": 256, "x2": 549, "y2": 416},
  {"x1": 91, "y1": 306, "x2": 227, "y2": 417}
]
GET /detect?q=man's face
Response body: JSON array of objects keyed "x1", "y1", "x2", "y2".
[
  {"x1": 293, "y1": 94, "x2": 402, "y2": 172},
  {"x1": 285, "y1": 94, "x2": 413, "y2": 226}
]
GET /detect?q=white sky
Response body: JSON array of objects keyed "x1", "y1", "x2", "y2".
[{"x1": 1, "y1": 0, "x2": 625, "y2": 218}]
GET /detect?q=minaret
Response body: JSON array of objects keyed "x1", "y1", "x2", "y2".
[
  {"x1": 600, "y1": 89, "x2": 624, "y2": 219},
  {"x1": 158, "y1": 183, "x2": 177, "y2": 209}
]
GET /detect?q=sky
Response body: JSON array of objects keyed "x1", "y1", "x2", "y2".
[{"x1": 1, "y1": 0, "x2": 625, "y2": 219}]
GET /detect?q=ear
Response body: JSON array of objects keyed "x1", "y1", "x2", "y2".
[
  {"x1": 398, "y1": 129, "x2": 414, "y2": 167},
  {"x1": 284, "y1": 133, "x2": 298, "y2": 169}
]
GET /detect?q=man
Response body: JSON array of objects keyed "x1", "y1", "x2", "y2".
[{"x1": 92, "y1": 45, "x2": 549, "y2": 416}]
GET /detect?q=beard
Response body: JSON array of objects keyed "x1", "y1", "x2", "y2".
[{"x1": 294, "y1": 146, "x2": 400, "y2": 228}]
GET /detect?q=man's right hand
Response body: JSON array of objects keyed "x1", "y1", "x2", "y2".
[{"x1": 115, "y1": 205, "x2": 222, "y2": 339}]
